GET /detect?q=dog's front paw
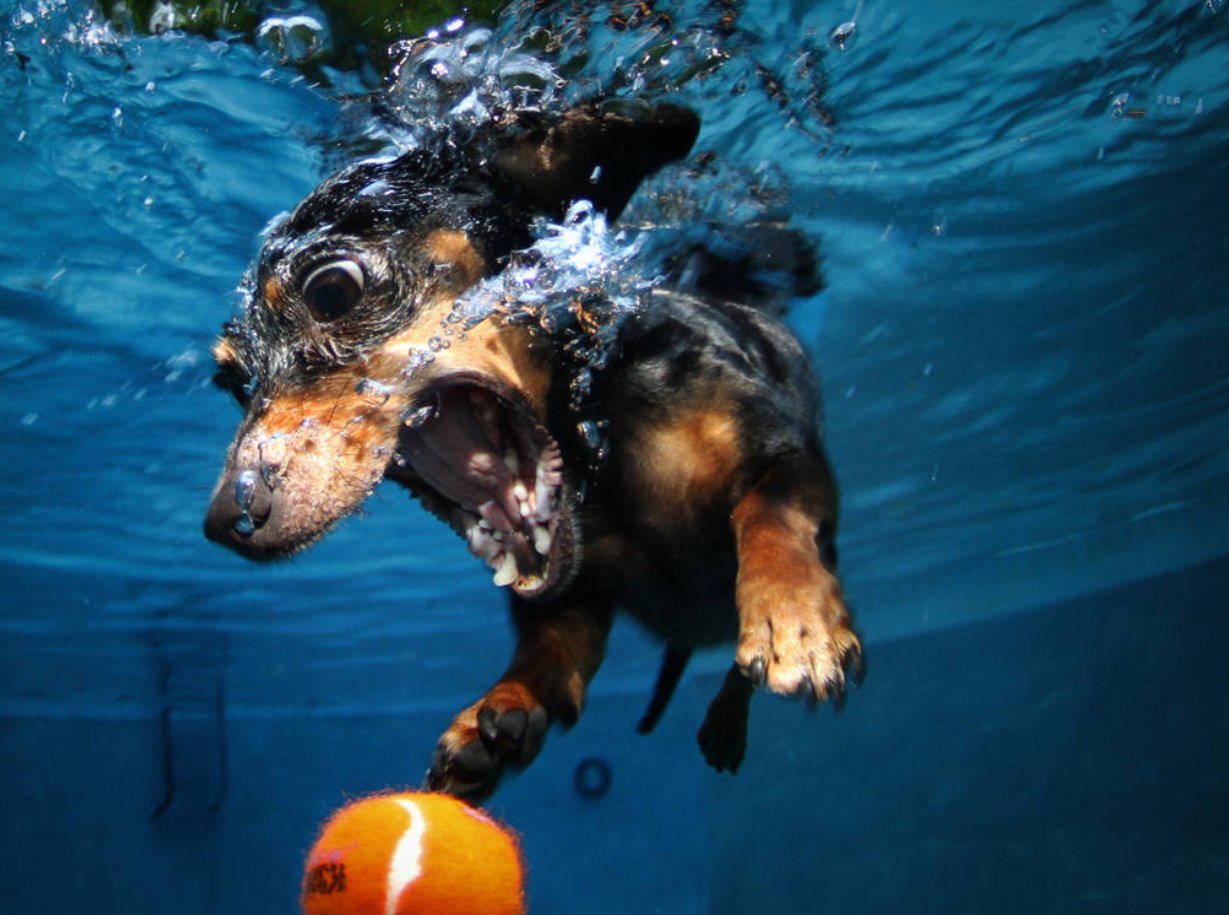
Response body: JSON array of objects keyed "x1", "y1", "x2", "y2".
[
  {"x1": 425, "y1": 682, "x2": 549, "y2": 799},
  {"x1": 735, "y1": 569, "x2": 864, "y2": 705}
]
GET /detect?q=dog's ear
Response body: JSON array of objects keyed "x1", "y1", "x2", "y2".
[{"x1": 493, "y1": 102, "x2": 699, "y2": 220}]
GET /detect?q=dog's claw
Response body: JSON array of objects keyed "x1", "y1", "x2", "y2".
[
  {"x1": 746, "y1": 656, "x2": 767, "y2": 687},
  {"x1": 845, "y1": 641, "x2": 866, "y2": 687},
  {"x1": 829, "y1": 676, "x2": 848, "y2": 713}
]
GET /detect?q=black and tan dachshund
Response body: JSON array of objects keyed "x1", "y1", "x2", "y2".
[{"x1": 204, "y1": 102, "x2": 862, "y2": 798}]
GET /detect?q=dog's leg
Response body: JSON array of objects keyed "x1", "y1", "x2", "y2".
[
  {"x1": 730, "y1": 453, "x2": 864, "y2": 704},
  {"x1": 426, "y1": 597, "x2": 614, "y2": 799},
  {"x1": 697, "y1": 663, "x2": 754, "y2": 774},
  {"x1": 697, "y1": 453, "x2": 861, "y2": 774}
]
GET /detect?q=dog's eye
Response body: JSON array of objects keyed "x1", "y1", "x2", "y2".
[{"x1": 302, "y1": 260, "x2": 365, "y2": 322}]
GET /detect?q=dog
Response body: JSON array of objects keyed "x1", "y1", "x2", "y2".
[{"x1": 204, "y1": 101, "x2": 862, "y2": 798}]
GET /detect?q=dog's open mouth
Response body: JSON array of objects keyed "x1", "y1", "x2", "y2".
[{"x1": 396, "y1": 375, "x2": 576, "y2": 600}]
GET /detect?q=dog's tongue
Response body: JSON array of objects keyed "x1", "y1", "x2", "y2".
[
  {"x1": 397, "y1": 382, "x2": 569, "y2": 596},
  {"x1": 399, "y1": 386, "x2": 524, "y2": 531}
]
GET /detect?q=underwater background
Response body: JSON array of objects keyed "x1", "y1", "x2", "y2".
[{"x1": 2, "y1": 0, "x2": 1228, "y2": 911}]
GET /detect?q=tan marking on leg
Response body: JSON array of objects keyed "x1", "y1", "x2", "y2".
[{"x1": 730, "y1": 458, "x2": 862, "y2": 700}]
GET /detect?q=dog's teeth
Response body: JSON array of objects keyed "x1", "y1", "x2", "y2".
[
  {"x1": 533, "y1": 525, "x2": 552, "y2": 556},
  {"x1": 469, "y1": 528, "x2": 498, "y2": 557},
  {"x1": 467, "y1": 527, "x2": 501, "y2": 560},
  {"x1": 534, "y1": 479, "x2": 554, "y2": 521},
  {"x1": 513, "y1": 481, "x2": 532, "y2": 519},
  {"x1": 479, "y1": 499, "x2": 515, "y2": 532},
  {"x1": 492, "y1": 553, "x2": 518, "y2": 587},
  {"x1": 478, "y1": 518, "x2": 493, "y2": 531},
  {"x1": 504, "y1": 449, "x2": 520, "y2": 477}
]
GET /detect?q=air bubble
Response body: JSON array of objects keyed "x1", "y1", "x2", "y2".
[
  {"x1": 829, "y1": 21, "x2": 857, "y2": 50},
  {"x1": 233, "y1": 469, "x2": 260, "y2": 534},
  {"x1": 257, "y1": 436, "x2": 287, "y2": 485},
  {"x1": 235, "y1": 470, "x2": 258, "y2": 511},
  {"x1": 355, "y1": 378, "x2": 394, "y2": 403},
  {"x1": 577, "y1": 418, "x2": 611, "y2": 467},
  {"x1": 256, "y1": 14, "x2": 330, "y2": 65},
  {"x1": 404, "y1": 347, "x2": 436, "y2": 376},
  {"x1": 404, "y1": 403, "x2": 438, "y2": 429},
  {"x1": 578, "y1": 419, "x2": 608, "y2": 451}
]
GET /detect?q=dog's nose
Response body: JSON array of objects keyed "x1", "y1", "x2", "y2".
[{"x1": 203, "y1": 467, "x2": 277, "y2": 558}]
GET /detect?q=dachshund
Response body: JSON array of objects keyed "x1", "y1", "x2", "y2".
[{"x1": 204, "y1": 101, "x2": 862, "y2": 798}]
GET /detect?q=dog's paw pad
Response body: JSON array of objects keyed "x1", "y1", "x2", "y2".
[
  {"x1": 477, "y1": 705, "x2": 548, "y2": 763},
  {"x1": 424, "y1": 691, "x2": 549, "y2": 799},
  {"x1": 433, "y1": 738, "x2": 499, "y2": 782}
]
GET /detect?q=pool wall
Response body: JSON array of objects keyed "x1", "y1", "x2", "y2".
[{"x1": 5, "y1": 554, "x2": 1226, "y2": 913}]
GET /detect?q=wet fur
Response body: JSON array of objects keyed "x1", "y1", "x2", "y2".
[{"x1": 205, "y1": 102, "x2": 862, "y2": 798}]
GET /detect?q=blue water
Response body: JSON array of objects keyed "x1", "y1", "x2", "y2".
[{"x1": 2, "y1": 1, "x2": 1228, "y2": 912}]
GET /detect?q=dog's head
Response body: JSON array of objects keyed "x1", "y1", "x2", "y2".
[{"x1": 204, "y1": 102, "x2": 698, "y2": 600}]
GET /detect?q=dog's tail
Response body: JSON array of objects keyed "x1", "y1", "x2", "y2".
[{"x1": 636, "y1": 644, "x2": 693, "y2": 735}]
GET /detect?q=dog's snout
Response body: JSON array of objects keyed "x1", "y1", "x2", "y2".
[{"x1": 204, "y1": 467, "x2": 280, "y2": 559}]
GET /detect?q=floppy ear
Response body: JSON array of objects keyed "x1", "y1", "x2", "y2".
[{"x1": 493, "y1": 102, "x2": 700, "y2": 220}]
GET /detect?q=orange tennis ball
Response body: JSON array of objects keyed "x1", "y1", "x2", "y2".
[{"x1": 301, "y1": 791, "x2": 526, "y2": 915}]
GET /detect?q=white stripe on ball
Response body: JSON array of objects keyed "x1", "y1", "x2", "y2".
[{"x1": 386, "y1": 799, "x2": 428, "y2": 915}]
